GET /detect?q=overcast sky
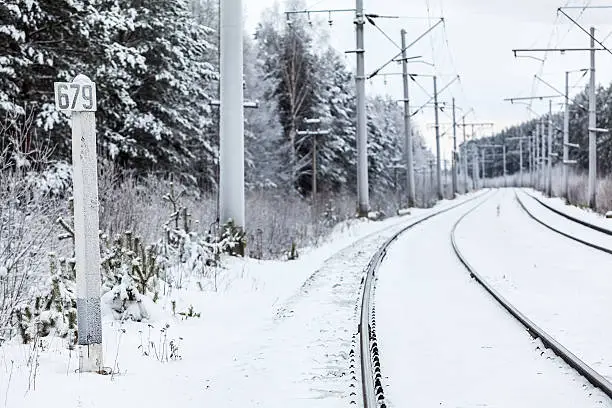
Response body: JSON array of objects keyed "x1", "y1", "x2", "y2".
[{"x1": 242, "y1": 0, "x2": 612, "y2": 159}]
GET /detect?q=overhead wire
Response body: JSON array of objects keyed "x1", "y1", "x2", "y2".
[
  {"x1": 366, "y1": 16, "x2": 402, "y2": 50},
  {"x1": 527, "y1": 0, "x2": 575, "y2": 112},
  {"x1": 528, "y1": 0, "x2": 591, "y2": 116}
]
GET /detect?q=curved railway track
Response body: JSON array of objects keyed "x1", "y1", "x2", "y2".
[
  {"x1": 514, "y1": 189, "x2": 612, "y2": 255},
  {"x1": 358, "y1": 191, "x2": 492, "y2": 408},
  {"x1": 359, "y1": 188, "x2": 612, "y2": 407}
]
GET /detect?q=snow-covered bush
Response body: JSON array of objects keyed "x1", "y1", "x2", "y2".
[
  {"x1": 218, "y1": 220, "x2": 246, "y2": 257},
  {"x1": 100, "y1": 232, "x2": 161, "y2": 321},
  {"x1": 15, "y1": 254, "x2": 77, "y2": 347},
  {"x1": 25, "y1": 161, "x2": 73, "y2": 197}
]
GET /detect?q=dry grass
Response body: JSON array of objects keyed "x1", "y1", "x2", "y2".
[{"x1": 480, "y1": 164, "x2": 612, "y2": 214}]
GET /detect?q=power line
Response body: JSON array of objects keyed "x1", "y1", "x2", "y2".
[
  {"x1": 366, "y1": 16, "x2": 402, "y2": 50},
  {"x1": 425, "y1": 0, "x2": 439, "y2": 75},
  {"x1": 528, "y1": 0, "x2": 578, "y2": 110},
  {"x1": 557, "y1": 7, "x2": 612, "y2": 56},
  {"x1": 528, "y1": 0, "x2": 590, "y2": 119}
]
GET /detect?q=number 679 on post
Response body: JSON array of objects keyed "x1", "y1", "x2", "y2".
[{"x1": 54, "y1": 76, "x2": 97, "y2": 112}]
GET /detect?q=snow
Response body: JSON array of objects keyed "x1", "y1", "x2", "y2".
[
  {"x1": 455, "y1": 188, "x2": 612, "y2": 383},
  {"x1": 0, "y1": 194, "x2": 481, "y2": 408},
  {"x1": 376, "y1": 192, "x2": 612, "y2": 407}
]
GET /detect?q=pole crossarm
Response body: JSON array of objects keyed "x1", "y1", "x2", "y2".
[
  {"x1": 559, "y1": 5, "x2": 612, "y2": 9},
  {"x1": 285, "y1": 8, "x2": 356, "y2": 15},
  {"x1": 513, "y1": 48, "x2": 605, "y2": 56},
  {"x1": 557, "y1": 8, "x2": 612, "y2": 56},
  {"x1": 504, "y1": 95, "x2": 563, "y2": 102},
  {"x1": 367, "y1": 18, "x2": 444, "y2": 79},
  {"x1": 296, "y1": 130, "x2": 330, "y2": 136},
  {"x1": 505, "y1": 136, "x2": 531, "y2": 141},
  {"x1": 457, "y1": 122, "x2": 493, "y2": 127},
  {"x1": 210, "y1": 100, "x2": 259, "y2": 108}
]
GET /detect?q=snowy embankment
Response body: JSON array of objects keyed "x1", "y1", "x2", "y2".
[
  {"x1": 375, "y1": 193, "x2": 610, "y2": 408},
  {"x1": 455, "y1": 188, "x2": 612, "y2": 382},
  {"x1": 0, "y1": 193, "x2": 480, "y2": 408}
]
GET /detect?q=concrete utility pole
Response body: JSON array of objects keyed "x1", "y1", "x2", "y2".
[
  {"x1": 506, "y1": 133, "x2": 530, "y2": 187},
  {"x1": 286, "y1": 6, "x2": 371, "y2": 215},
  {"x1": 503, "y1": 144, "x2": 507, "y2": 187},
  {"x1": 540, "y1": 117, "x2": 545, "y2": 189},
  {"x1": 297, "y1": 118, "x2": 329, "y2": 215},
  {"x1": 400, "y1": 29, "x2": 415, "y2": 207},
  {"x1": 530, "y1": 71, "x2": 589, "y2": 196},
  {"x1": 513, "y1": 22, "x2": 612, "y2": 207},
  {"x1": 588, "y1": 26, "x2": 597, "y2": 208},
  {"x1": 451, "y1": 98, "x2": 458, "y2": 197},
  {"x1": 518, "y1": 138, "x2": 523, "y2": 186},
  {"x1": 503, "y1": 94, "x2": 562, "y2": 189},
  {"x1": 462, "y1": 117, "x2": 468, "y2": 192},
  {"x1": 356, "y1": 0, "x2": 369, "y2": 216},
  {"x1": 480, "y1": 147, "x2": 485, "y2": 184},
  {"x1": 54, "y1": 74, "x2": 103, "y2": 372},
  {"x1": 532, "y1": 122, "x2": 540, "y2": 189},
  {"x1": 472, "y1": 144, "x2": 479, "y2": 189},
  {"x1": 479, "y1": 144, "x2": 505, "y2": 185},
  {"x1": 547, "y1": 100, "x2": 553, "y2": 197},
  {"x1": 563, "y1": 70, "x2": 570, "y2": 197},
  {"x1": 433, "y1": 76, "x2": 442, "y2": 199},
  {"x1": 429, "y1": 159, "x2": 435, "y2": 199},
  {"x1": 530, "y1": 133, "x2": 534, "y2": 187},
  {"x1": 219, "y1": 0, "x2": 245, "y2": 229},
  {"x1": 420, "y1": 75, "x2": 459, "y2": 199},
  {"x1": 455, "y1": 121, "x2": 493, "y2": 192},
  {"x1": 521, "y1": 136, "x2": 525, "y2": 186}
]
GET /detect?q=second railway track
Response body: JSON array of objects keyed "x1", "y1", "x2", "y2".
[
  {"x1": 515, "y1": 189, "x2": 612, "y2": 254},
  {"x1": 452, "y1": 193, "x2": 612, "y2": 401}
]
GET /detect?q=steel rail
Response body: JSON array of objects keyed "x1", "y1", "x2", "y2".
[
  {"x1": 359, "y1": 190, "x2": 492, "y2": 408},
  {"x1": 524, "y1": 190, "x2": 612, "y2": 235},
  {"x1": 515, "y1": 190, "x2": 612, "y2": 255},
  {"x1": 451, "y1": 194, "x2": 612, "y2": 400}
]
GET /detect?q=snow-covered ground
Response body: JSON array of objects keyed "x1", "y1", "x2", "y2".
[
  {"x1": 376, "y1": 191, "x2": 612, "y2": 407},
  {"x1": 0, "y1": 193, "x2": 482, "y2": 408},
  {"x1": 455, "y1": 188, "x2": 612, "y2": 382}
]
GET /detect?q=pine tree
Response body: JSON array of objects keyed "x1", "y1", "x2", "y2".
[
  {"x1": 310, "y1": 47, "x2": 356, "y2": 193},
  {"x1": 244, "y1": 33, "x2": 284, "y2": 189},
  {"x1": 90, "y1": 0, "x2": 217, "y2": 181},
  {"x1": 0, "y1": 0, "x2": 96, "y2": 155},
  {"x1": 0, "y1": 0, "x2": 218, "y2": 181}
]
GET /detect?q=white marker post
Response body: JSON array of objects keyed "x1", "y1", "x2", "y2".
[{"x1": 54, "y1": 75, "x2": 103, "y2": 372}]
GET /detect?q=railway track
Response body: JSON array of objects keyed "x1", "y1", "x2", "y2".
[
  {"x1": 451, "y1": 193, "x2": 612, "y2": 401},
  {"x1": 359, "y1": 188, "x2": 612, "y2": 407},
  {"x1": 357, "y1": 190, "x2": 491, "y2": 408},
  {"x1": 514, "y1": 189, "x2": 612, "y2": 255},
  {"x1": 523, "y1": 191, "x2": 612, "y2": 235}
]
